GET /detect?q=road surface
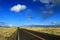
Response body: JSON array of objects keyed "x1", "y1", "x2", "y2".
[{"x1": 17, "y1": 28, "x2": 60, "y2": 40}]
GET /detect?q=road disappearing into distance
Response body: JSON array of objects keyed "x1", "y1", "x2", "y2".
[
  {"x1": 17, "y1": 28, "x2": 60, "y2": 40},
  {"x1": 0, "y1": 27, "x2": 60, "y2": 40}
]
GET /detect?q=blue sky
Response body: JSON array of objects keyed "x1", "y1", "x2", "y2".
[{"x1": 0, "y1": 0, "x2": 60, "y2": 26}]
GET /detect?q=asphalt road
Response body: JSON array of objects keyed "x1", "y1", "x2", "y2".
[{"x1": 18, "y1": 28, "x2": 60, "y2": 40}]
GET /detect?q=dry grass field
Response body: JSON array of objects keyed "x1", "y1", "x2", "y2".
[
  {"x1": 24, "y1": 27, "x2": 60, "y2": 36},
  {"x1": 0, "y1": 27, "x2": 17, "y2": 40},
  {"x1": 0, "y1": 27, "x2": 60, "y2": 40}
]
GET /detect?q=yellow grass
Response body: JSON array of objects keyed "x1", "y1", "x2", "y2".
[
  {"x1": 0, "y1": 27, "x2": 17, "y2": 40},
  {"x1": 24, "y1": 27, "x2": 60, "y2": 36}
]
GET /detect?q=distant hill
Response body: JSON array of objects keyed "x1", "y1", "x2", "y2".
[{"x1": 0, "y1": 26, "x2": 10, "y2": 27}]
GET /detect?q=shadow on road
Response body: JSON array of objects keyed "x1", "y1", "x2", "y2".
[
  {"x1": 19, "y1": 29, "x2": 42, "y2": 40},
  {"x1": 23, "y1": 29, "x2": 60, "y2": 40}
]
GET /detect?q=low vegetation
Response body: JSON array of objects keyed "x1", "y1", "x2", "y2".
[
  {"x1": 25, "y1": 27, "x2": 60, "y2": 36},
  {"x1": 0, "y1": 27, "x2": 17, "y2": 40}
]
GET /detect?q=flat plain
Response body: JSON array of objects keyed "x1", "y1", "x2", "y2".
[
  {"x1": 0, "y1": 27, "x2": 17, "y2": 40},
  {"x1": 25, "y1": 27, "x2": 60, "y2": 36}
]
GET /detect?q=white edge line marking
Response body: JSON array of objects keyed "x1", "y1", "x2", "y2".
[
  {"x1": 18, "y1": 31, "x2": 20, "y2": 40},
  {"x1": 23, "y1": 29, "x2": 45, "y2": 40}
]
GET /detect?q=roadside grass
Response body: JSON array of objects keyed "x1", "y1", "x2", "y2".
[
  {"x1": 0, "y1": 27, "x2": 17, "y2": 40},
  {"x1": 24, "y1": 27, "x2": 60, "y2": 36}
]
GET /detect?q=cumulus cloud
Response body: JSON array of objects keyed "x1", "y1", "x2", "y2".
[{"x1": 11, "y1": 4, "x2": 27, "y2": 12}]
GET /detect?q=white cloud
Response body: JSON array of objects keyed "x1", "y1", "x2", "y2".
[
  {"x1": 40, "y1": 0, "x2": 52, "y2": 4},
  {"x1": 11, "y1": 4, "x2": 27, "y2": 12}
]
